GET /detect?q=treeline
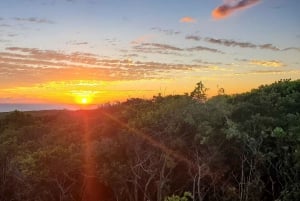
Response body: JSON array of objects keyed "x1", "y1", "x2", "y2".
[{"x1": 0, "y1": 79, "x2": 299, "y2": 201}]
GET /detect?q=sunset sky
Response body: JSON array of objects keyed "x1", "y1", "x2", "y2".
[{"x1": 0, "y1": 0, "x2": 299, "y2": 105}]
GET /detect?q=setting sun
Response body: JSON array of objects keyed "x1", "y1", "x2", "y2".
[
  {"x1": 74, "y1": 94, "x2": 92, "y2": 105},
  {"x1": 76, "y1": 96, "x2": 92, "y2": 105},
  {"x1": 81, "y1": 97, "x2": 88, "y2": 104},
  {"x1": 71, "y1": 89, "x2": 98, "y2": 105}
]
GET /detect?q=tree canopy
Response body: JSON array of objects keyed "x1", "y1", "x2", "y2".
[{"x1": 0, "y1": 79, "x2": 299, "y2": 201}]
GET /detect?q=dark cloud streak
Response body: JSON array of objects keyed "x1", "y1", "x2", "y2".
[
  {"x1": 282, "y1": 47, "x2": 300, "y2": 52},
  {"x1": 13, "y1": 17, "x2": 54, "y2": 24},
  {"x1": 132, "y1": 43, "x2": 183, "y2": 55},
  {"x1": 259, "y1": 44, "x2": 280, "y2": 51},
  {"x1": 151, "y1": 27, "x2": 181, "y2": 35},
  {"x1": 132, "y1": 42, "x2": 224, "y2": 55},
  {"x1": 186, "y1": 46, "x2": 224, "y2": 54},
  {"x1": 204, "y1": 37, "x2": 283, "y2": 51},
  {"x1": 205, "y1": 37, "x2": 256, "y2": 48},
  {"x1": 185, "y1": 35, "x2": 201, "y2": 41},
  {"x1": 67, "y1": 41, "x2": 89, "y2": 46}
]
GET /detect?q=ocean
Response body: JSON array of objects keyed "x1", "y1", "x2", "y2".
[{"x1": 0, "y1": 104, "x2": 98, "y2": 112}]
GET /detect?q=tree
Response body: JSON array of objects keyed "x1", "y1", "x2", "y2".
[{"x1": 190, "y1": 81, "x2": 208, "y2": 102}]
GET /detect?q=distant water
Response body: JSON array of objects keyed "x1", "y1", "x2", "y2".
[{"x1": 0, "y1": 104, "x2": 98, "y2": 112}]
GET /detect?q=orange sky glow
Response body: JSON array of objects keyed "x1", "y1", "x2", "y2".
[{"x1": 0, "y1": 0, "x2": 299, "y2": 106}]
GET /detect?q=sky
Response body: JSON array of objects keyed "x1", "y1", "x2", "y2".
[{"x1": 0, "y1": 0, "x2": 299, "y2": 105}]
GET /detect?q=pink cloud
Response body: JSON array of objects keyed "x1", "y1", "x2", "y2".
[
  {"x1": 179, "y1": 16, "x2": 197, "y2": 23},
  {"x1": 212, "y1": 0, "x2": 261, "y2": 19}
]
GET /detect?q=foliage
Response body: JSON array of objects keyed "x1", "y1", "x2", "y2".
[
  {"x1": 0, "y1": 79, "x2": 299, "y2": 201},
  {"x1": 164, "y1": 192, "x2": 193, "y2": 201},
  {"x1": 190, "y1": 81, "x2": 208, "y2": 102}
]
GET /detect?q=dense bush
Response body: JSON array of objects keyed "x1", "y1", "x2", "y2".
[{"x1": 0, "y1": 79, "x2": 299, "y2": 201}]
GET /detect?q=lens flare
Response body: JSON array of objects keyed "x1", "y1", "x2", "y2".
[{"x1": 72, "y1": 91, "x2": 96, "y2": 105}]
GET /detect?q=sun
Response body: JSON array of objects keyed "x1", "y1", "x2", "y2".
[
  {"x1": 75, "y1": 95, "x2": 92, "y2": 105},
  {"x1": 72, "y1": 90, "x2": 97, "y2": 105},
  {"x1": 81, "y1": 97, "x2": 88, "y2": 104}
]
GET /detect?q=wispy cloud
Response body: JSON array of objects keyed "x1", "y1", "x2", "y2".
[
  {"x1": 186, "y1": 46, "x2": 224, "y2": 54},
  {"x1": 7, "y1": 33, "x2": 18, "y2": 37},
  {"x1": 105, "y1": 38, "x2": 119, "y2": 46},
  {"x1": 122, "y1": 53, "x2": 139, "y2": 58},
  {"x1": 13, "y1": 17, "x2": 54, "y2": 24},
  {"x1": 151, "y1": 27, "x2": 181, "y2": 35},
  {"x1": 251, "y1": 70, "x2": 285, "y2": 74},
  {"x1": 179, "y1": 16, "x2": 197, "y2": 23},
  {"x1": 131, "y1": 34, "x2": 155, "y2": 44},
  {"x1": 67, "y1": 40, "x2": 89, "y2": 46},
  {"x1": 236, "y1": 69, "x2": 300, "y2": 76},
  {"x1": 212, "y1": 0, "x2": 261, "y2": 19},
  {"x1": 0, "y1": 24, "x2": 11, "y2": 27},
  {"x1": 185, "y1": 35, "x2": 201, "y2": 41},
  {"x1": 206, "y1": 65, "x2": 232, "y2": 72},
  {"x1": 249, "y1": 59, "x2": 285, "y2": 67},
  {"x1": 282, "y1": 47, "x2": 300, "y2": 52},
  {"x1": 142, "y1": 43, "x2": 183, "y2": 51},
  {"x1": 193, "y1": 59, "x2": 222, "y2": 66},
  {"x1": 259, "y1": 44, "x2": 280, "y2": 51},
  {"x1": 237, "y1": 58, "x2": 285, "y2": 67},
  {"x1": 0, "y1": 39, "x2": 10, "y2": 43},
  {"x1": 5, "y1": 47, "x2": 98, "y2": 64},
  {"x1": 205, "y1": 37, "x2": 256, "y2": 48},
  {"x1": 234, "y1": 70, "x2": 286, "y2": 76},
  {"x1": 0, "y1": 46, "x2": 214, "y2": 86},
  {"x1": 132, "y1": 43, "x2": 183, "y2": 55},
  {"x1": 205, "y1": 37, "x2": 282, "y2": 51},
  {"x1": 132, "y1": 42, "x2": 223, "y2": 55}
]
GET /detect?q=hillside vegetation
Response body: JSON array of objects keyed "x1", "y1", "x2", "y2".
[{"x1": 0, "y1": 79, "x2": 299, "y2": 201}]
